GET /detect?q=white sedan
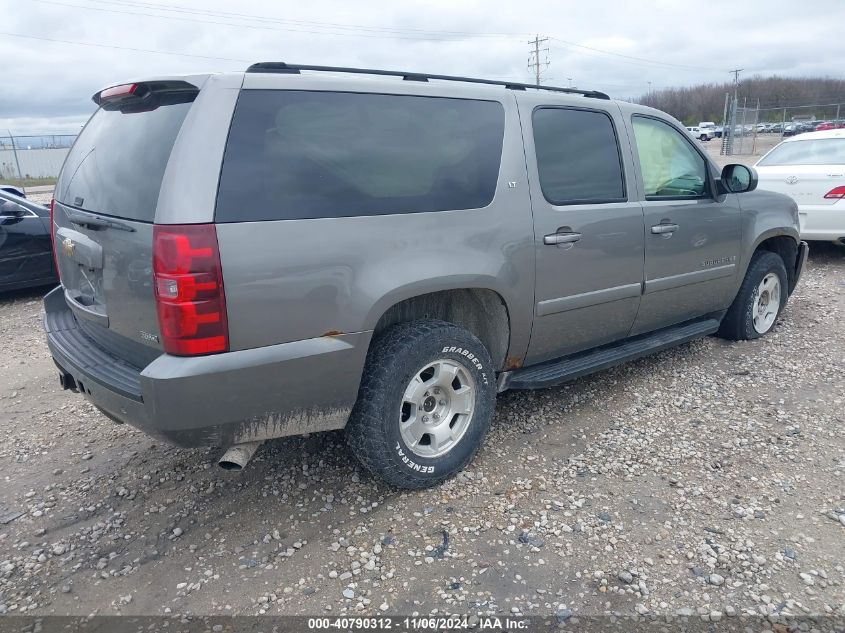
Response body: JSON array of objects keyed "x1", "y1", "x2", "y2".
[{"x1": 755, "y1": 129, "x2": 845, "y2": 244}]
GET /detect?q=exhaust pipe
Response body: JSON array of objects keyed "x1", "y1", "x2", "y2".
[
  {"x1": 218, "y1": 441, "x2": 262, "y2": 471},
  {"x1": 59, "y1": 371, "x2": 77, "y2": 392}
]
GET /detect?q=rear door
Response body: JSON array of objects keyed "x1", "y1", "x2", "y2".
[
  {"x1": 52, "y1": 82, "x2": 199, "y2": 366},
  {"x1": 518, "y1": 98, "x2": 645, "y2": 365},
  {"x1": 626, "y1": 113, "x2": 741, "y2": 335}
]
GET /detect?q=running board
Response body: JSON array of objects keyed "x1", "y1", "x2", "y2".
[{"x1": 500, "y1": 318, "x2": 720, "y2": 392}]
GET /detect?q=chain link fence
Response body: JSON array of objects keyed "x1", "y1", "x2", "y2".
[
  {"x1": 0, "y1": 134, "x2": 77, "y2": 189},
  {"x1": 720, "y1": 96, "x2": 845, "y2": 158},
  {"x1": 720, "y1": 96, "x2": 760, "y2": 156}
]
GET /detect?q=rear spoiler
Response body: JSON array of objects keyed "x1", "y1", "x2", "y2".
[{"x1": 92, "y1": 80, "x2": 199, "y2": 110}]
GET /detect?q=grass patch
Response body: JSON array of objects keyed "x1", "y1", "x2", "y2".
[{"x1": 0, "y1": 177, "x2": 57, "y2": 188}]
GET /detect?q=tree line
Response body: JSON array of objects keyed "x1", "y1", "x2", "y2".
[{"x1": 635, "y1": 75, "x2": 845, "y2": 124}]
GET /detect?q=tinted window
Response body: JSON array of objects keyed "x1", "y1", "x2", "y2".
[
  {"x1": 632, "y1": 116, "x2": 708, "y2": 198},
  {"x1": 532, "y1": 108, "x2": 625, "y2": 205},
  {"x1": 757, "y1": 138, "x2": 845, "y2": 166},
  {"x1": 215, "y1": 91, "x2": 505, "y2": 222},
  {"x1": 56, "y1": 95, "x2": 194, "y2": 222}
]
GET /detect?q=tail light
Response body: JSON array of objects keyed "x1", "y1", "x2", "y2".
[
  {"x1": 823, "y1": 186, "x2": 845, "y2": 200},
  {"x1": 152, "y1": 224, "x2": 228, "y2": 356},
  {"x1": 49, "y1": 198, "x2": 59, "y2": 277}
]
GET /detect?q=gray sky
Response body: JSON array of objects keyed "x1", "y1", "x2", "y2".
[{"x1": 2, "y1": 0, "x2": 844, "y2": 134}]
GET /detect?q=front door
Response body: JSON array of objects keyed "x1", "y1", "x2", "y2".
[
  {"x1": 626, "y1": 115, "x2": 741, "y2": 335},
  {"x1": 519, "y1": 100, "x2": 645, "y2": 365}
]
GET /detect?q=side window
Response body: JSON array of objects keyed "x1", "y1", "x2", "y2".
[
  {"x1": 215, "y1": 91, "x2": 505, "y2": 222},
  {"x1": 532, "y1": 108, "x2": 626, "y2": 205},
  {"x1": 632, "y1": 116, "x2": 708, "y2": 199}
]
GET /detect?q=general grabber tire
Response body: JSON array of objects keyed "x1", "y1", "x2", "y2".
[
  {"x1": 717, "y1": 250, "x2": 789, "y2": 341},
  {"x1": 345, "y1": 319, "x2": 496, "y2": 489}
]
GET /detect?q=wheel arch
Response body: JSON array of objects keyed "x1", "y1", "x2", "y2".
[
  {"x1": 369, "y1": 287, "x2": 512, "y2": 371},
  {"x1": 751, "y1": 231, "x2": 801, "y2": 293}
]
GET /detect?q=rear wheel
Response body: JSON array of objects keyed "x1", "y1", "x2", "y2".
[
  {"x1": 718, "y1": 251, "x2": 788, "y2": 340},
  {"x1": 346, "y1": 320, "x2": 496, "y2": 489}
]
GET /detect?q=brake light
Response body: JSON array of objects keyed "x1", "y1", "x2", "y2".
[
  {"x1": 823, "y1": 186, "x2": 845, "y2": 200},
  {"x1": 49, "y1": 198, "x2": 59, "y2": 277},
  {"x1": 99, "y1": 83, "x2": 137, "y2": 101},
  {"x1": 152, "y1": 224, "x2": 228, "y2": 356}
]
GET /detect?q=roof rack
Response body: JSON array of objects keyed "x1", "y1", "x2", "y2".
[{"x1": 246, "y1": 62, "x2": 610, "y2": 100}]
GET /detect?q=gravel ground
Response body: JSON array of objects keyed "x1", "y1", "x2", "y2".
[{"x1": 0, "y1": 241, "x2": 843, "y2": 622}]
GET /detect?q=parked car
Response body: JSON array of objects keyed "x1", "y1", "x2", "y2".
[
  {"x1": 815, "y1": 121, "x2": 845, "y2": 131},
  {"x1": 698, "y1": 121, "x2": 717, "y2": 138},
  {"x1": 686, "y1": 125, "x2": 712, "y2": 141},
  {"x1": 770, "y1": 122, "x2": 784, "y2": 133},
  {"x1": 0, "y1": 188, "x2": 58, "y2": 292},
  {"x1": 43, "y1": 64, "x2": 807, "y2": 488},
  {"x1": 755, "y1": 129, "x2": 845, "y2": 245},
  {"x1": 0, "y1": 185, "x2": 26, "y2": 198},
  {"x1": 713, "y1": 125, "x2": 724, "y2": 138}
]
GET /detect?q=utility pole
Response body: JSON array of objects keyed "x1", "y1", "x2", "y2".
[
  {"x1": 729, "y1": 68, "x2": 743, "y2": 107},
  {"x1": 6, "y1": 130, "x2": 23, "y2": 187},
  {"x1": 528, "y1": 35, "x2": 549, "y2": 87}
]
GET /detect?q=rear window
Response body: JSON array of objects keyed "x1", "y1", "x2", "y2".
[
  {"x1": 215, "y1": 90, "x2": 505, "y2": 222},
  {"x1": 757, "y1": 138, "x2": 845, "y2": 166},
  {"x1": 56, "y1": 94, "x2": 194, "y2": 222}
]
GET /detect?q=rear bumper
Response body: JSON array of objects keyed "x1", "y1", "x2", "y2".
[
  {"x1": 797, "y1": 204, "x2": 845, "y2": 242},
  {"x1": 43, "y1": 287, "x2": 370, "y2": 447}
]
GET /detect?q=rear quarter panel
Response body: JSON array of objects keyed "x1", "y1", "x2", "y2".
[
  {"x1": 156, "y1": 73, "x2": 244, "y2": 225},
  {"x1": 216, "y1": 77, "x2": 536, "y2": 361}
]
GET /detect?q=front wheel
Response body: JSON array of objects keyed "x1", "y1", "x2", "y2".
[
  {"x1": 346, "y1": 320, "x2": 496, "y2": 489},
  {"x1": 717, "y1": 251, "x2": 788, "y2": 340}
]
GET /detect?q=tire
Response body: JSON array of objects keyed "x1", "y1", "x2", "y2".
[
  {"x1": 717, "y1": 251, "x2": 788, "y2": 341},
  {"x1": 346, "y1": 319, "x2": 496, "y2": 489},
  {"x1": 700, "y1": 134, "x2": 708, "y2": 141}
]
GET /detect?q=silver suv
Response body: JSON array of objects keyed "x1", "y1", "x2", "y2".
[{"x1": 44, "y1": 63, "x2": 808, "y2": 488}]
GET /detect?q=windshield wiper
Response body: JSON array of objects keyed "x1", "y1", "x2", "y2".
[{"x1": 66, "y1": 209, "x2": 136, "y2": 232}]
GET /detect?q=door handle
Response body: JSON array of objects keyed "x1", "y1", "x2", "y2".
[
  {"x1": 544, "y1": 232, "x2": 582, "y2": 245},
  {"x1": 651, "y1": 223, "x2": 679, "y2": 235}
]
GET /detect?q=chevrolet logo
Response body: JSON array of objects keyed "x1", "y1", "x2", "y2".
[
  {"x1": 785, "y1": 175, "x2": 799, "y2": 185},
  {"x1": 61, "y1": 237, "x2": 75, "y2": 257}
]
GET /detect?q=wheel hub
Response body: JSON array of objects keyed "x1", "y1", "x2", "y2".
[
  {"x1": 422, "y1": 395, "x2": 437, "y2": 413},
  {"x1": 752, "y1": 273, "x2": 781, "y2": 334},
  {"x1": 400, "y1": 359, "x2": 476, "y2": 458}
]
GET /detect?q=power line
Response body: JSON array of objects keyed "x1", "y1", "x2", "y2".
[
  {"x1": 0, "y1": 31, "x2": 251, "y2": 63},
  {"x1": 31, "y1": 0, "x2": 512, "y2": 42},
  {"x1": 82, "y1": 0, "x2": 527, "y2": 38},
  {"x1": 28, "y1": 0, "x2": 738, "y2": 73},
  {"x1": 549, "y1": 36, "x2": 724, "y2": 72}
]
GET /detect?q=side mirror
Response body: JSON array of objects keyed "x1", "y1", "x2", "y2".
[
  {"x1": 720, "y1": 164, "x2": 758, "y2": 194},
  {"x1": 0, "y1": 200, "x2": 26, "y2": 217}
]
